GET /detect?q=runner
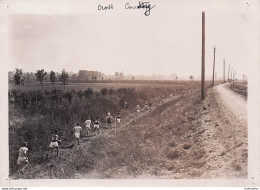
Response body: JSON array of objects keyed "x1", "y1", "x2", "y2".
[
  {"x1": 116, "y1": 112, "x2": 121, "y2": 127},
  {"x1": 84, "y1": 117, "x2": 92, "y2": 136},
  {"x1": 17, "y1": 142, "x2": 29, "y2": 175},
  {"x1": 46, "y1": 130, "x2": 60, "y2": 159},
  {"x1": 158, "y1": 96, "x2": 161, "y2": 104},
  {"x1": 106, "y1": 112, "x2": 113, "y2": 128},
  {"x1": 73, "y1": 123, "x2": 82, "y2": 145},
  {"x1": 136, "y1": 105, "x2": 140, "y2": 115},
  {"x1": 93, "y1": 117, "x2": 101, "y2": 135},
  {"x1": 149, "y1": 100, "x2": 152, "y2": 109},
  {"x1": 144, "y1": 100, "x2": 148, "y2": 111}
]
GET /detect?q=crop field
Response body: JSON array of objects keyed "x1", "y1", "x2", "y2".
[
  {"x1": 9, "y1": 80, "x2": 213, "y2": 178},
  {"x1": 9, "y1": 80, "x2": 204, "y2": 92}
]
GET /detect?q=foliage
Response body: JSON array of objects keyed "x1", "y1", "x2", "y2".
[
  {"x1": 83, "y1": 88, "x2": 94, "y2": 98},
  {"x1": 35, "y1": 69, "x2": 47, "y2": 91},
  {"x1": 49, "y1": 71, "x2": 56, "y2": 88},
  {"x1": 76, "y1": 90, "x2": 84, "y2": 99},
  {"x1": 13, "y1": 68, "x2": 25, "y2": 91},
  {"x1": 60, "y1": 69, "x2": 69, "y2": 90},
  {"x1": 101, "y1": 88, "x2": 108, "y2": 96}
]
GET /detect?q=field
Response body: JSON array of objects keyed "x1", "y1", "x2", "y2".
[
  {"x1": 9, "y1": 80, "x2": 202, "y2": 92},
  {"x1": 229, "y1": 82, "x2": 248, "y2": 100},
  {"x1": 9, "y1": 80, "x2": 214, "y2": 178}
]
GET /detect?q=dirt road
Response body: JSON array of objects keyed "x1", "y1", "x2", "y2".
[
  {"x1": 198, "y1": 83, "x2": 247, "y2": 178},
  {"x1": 216, "y1": 84, "x2": 247, "y2": 123}
]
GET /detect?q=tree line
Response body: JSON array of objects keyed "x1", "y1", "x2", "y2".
[{"x1": 13, "y1": 69, "x2": 69, "y2": 91}]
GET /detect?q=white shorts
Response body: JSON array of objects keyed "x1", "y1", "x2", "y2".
[
  {"x1": 117, "y1": 118, "x2": 121, "y2": 123},
  {"x1": 17, "y1": 156, "x2": 28, "y2": 165},
  {"x1": 75, "y1": 133, "x2": 80, "y2": 138},
  {"x1": 94, "y1": 124, "x2": 100, "y2": 129},
  {"x1": 137, "y1": 109, "x2": 140, "y2": 113},
  {"x1": 50, "y1": 141, "x2": 59, "y2": 148},
  {"x1": 86, "y1": 124, "x2": 91, "y2": 129}
]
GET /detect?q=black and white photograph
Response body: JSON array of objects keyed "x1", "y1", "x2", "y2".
[{"x1": 0, "y1": 0, "x2": 260, "y2": 187}]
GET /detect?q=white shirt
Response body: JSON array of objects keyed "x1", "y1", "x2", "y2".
[
  {"x1": 19, "y1": 147, "x2": 28, "y2": 157},
  {"x1": 73, "y1": 126, "x2": 82, "y2": 133},
  {"x1": 85, "y1": 120, "x2": 91, "y2": 125}
]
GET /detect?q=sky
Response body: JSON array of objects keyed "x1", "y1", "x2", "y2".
[{"x1": 7, "y1": 0, "x2": 260, "y2": 79}]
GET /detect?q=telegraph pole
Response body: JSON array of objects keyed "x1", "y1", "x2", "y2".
[
  {"x1": 223, "y1": 59, "x2": 225, "y2": 83},
  {"x1": 201, "y1": 11, "x2": 205, "y2": 100},
  {"x1": 212, "y1": 46, "x2": 216, "y2": 86},
  {"x1": 232, "y1": 70, "x2": 235, "y2": 82},
  {"x1": 228, "y1": 65, "x2": 230, "y2": 82},
  {"x1": 230, "y1": 68, "x2": 233, "y2": 82}
]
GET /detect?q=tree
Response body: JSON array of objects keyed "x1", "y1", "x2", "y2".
[
  {"x1": 132, "y1": 76, "x2": 135, "y2": 81},
  {"x1": 59, "y1": 69, "x2": 69, "y2": 90},
  {"x1": 175, "y1": 76, "x2": 178, "y2": 80},
  {"x1": 70, "y1": 73, "x2": 78, "y2": 81},
  {"x1": 14, "y1": 68, "x2": 25, "y2": 91},
  {"x1": 119, "y1": 72, "x2": 124, "y2": 78},
  {"x1": 189, "y1": 75, "x2": 194, "y2": 81},
  {"x1": 35, "y1": 69, "x2": 47, "y2": 92},
  {"x1": 49, "y1": 71, "x2": 56, "y2": 89}
]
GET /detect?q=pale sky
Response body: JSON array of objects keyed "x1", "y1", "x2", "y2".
[{"x1": 7, "y1": 0, "x2": 259, "y2": 79}]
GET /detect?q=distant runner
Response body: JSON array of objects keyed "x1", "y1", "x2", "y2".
[
  {"x1": 116, "y1": 112, "x2": 121, "y2": 127},
  {"x1": 17, "y1": 142, "x2": 29, "y2": 175},
  {"x1": 93, "y1": 117, "x2": 101, "y2": 135},
  {"x1": 136, "y1": 105, "x2": 140, "y2": 115},
  {"x1": 149, "y1": 100, "x2": 152, "y2": 108},
  {"x1": 106, "y1": 112, "x2": 113, "y2": 128},
  {"x1": 84, "y1": 117, "x2": 92, "y2": 136},
  {"x1": 46, "y1": 130, "x2": 60, "y2": 159},
  {"x1": 144, "y1": 100, "x2": 148, "y2": 110},
  {"x1": 73, "y1": 123, "x2": 82, "y2": 145}
]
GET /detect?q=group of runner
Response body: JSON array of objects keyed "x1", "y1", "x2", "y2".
[{"x1": 16, "y1": 97, "x2": 161, "y2": 175}]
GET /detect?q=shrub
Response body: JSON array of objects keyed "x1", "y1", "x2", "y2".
[
  {"x1": 76, "y1": 90, "x2": 84, "y2": 99},
  {"x1": 100, "y1": 88, "x2": 108, "y2": 96},
  {"x1": 84, "y1": 88, "x2": 93, "y2": 98},
  {"x1": 108, "y1": 88, "x2": 114, "y2": 95}
]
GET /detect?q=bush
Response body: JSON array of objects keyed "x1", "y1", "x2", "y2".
[
  {"x1": 108, "y1": 88, "x2": 114, "y2": 95},
  {"x1": 100, "y1": 88, "x2": 108, "y2": 96},
  {"x1": 77, "y1": 90, "x2": 84, "y2": 99},
  {"x1": 84, "y1": 88, "x2": 93, "y2": 98},
  {"x1": 65, "y1": 91, "x2": 73, "y2": 103}
]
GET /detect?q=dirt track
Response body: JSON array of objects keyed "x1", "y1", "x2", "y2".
[{"x1": 198, "y1": 83, "x2": 247, "y2": 178}]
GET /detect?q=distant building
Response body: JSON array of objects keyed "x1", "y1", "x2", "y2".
[{"x1": 78, "y1": 70, "x2": 103, "y2": 81}]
